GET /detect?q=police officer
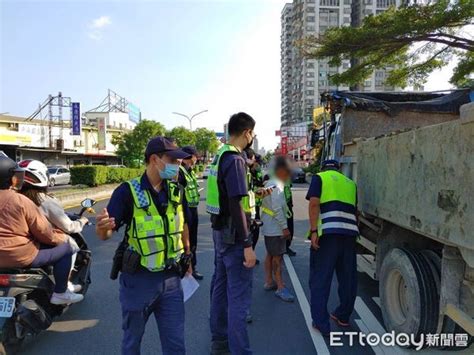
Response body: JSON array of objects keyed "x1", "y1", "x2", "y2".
[
  {"x1": 95, "y1": 137, "x2": 192, "y2": 355},
  {"x1": 207, "y1": 112, "x2": 269, "y2": 355},
  {"x1": 306, "y1": 159, "x2": 359, "y2": 336},
  {"x1": 178, "y1": 145, "x2": 203, "y2": 280}
]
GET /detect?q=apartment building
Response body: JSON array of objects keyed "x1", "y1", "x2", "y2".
[{"x1": 280, "y1": 0, "x2": 402, "y2": 158}]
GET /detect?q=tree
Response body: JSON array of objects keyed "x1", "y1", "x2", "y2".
[
  {"x1": 300, "y1": 0, "x2": 474, "y2": 88},
  {"x1": 112, "y1": 119, "x2": 166, "y2": 168},
  {"x1": 194, "y1": 127, "x2": 220, "y2": 157},
  {"x1": 166, "y1": 126, "x2": 196, "y2": 147}
]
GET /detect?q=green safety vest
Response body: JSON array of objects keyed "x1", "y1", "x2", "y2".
[
  {"x1": 283, "y1": 182, "x2": 293, "y2": 217},
  {"x1": 206, "y1": 144, "x2": 240, "y2": 215},
  {"x1": 179, "y1": 165, "x2": 200, "y2": 208},
  {"x1": 241, "y1": 169, "x2": 256, "y2": 217},
  {"x1": 317, "y1": 170, "x2": 358, "y2": 237},
  {"x1": 254, "y1": 169, "x2": 263, "y2": 207},
  {"x1": 126, "y1": 177, "x2": 184, "y2": 271}
]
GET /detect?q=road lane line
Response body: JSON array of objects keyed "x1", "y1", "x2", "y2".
[
  {"x1": 355, "y1": 319, "x2": 385, "y2": 355},
  {"x1": 354, "y1": 297, "x2": 406, "y2": 355},
  {"x1": 198, "y1": 187, "x2": 204, "y2": 192},
  {"x1": 283, "y1": 254, "x2": 330, "y2": 355},
  {"x1": 372, "y1": 297, "x2": 381, "y2": 308}
]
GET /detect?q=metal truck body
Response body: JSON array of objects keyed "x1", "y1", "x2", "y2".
[{"x1": 319, "y1": 90, "x2": 474, "y2": 340}]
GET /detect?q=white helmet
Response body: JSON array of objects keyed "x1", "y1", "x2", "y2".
[{"x1": 18, "y1": 160, "x2": 49, "y2": 188}]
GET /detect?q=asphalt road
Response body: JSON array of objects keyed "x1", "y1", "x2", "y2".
[{"x1": 19, "y1": 183, "x2": 466, "y2": 355}]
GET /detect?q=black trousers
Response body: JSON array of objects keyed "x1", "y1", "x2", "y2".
[
  {"x1": 189, "y1": 207, "x2": 199, "y2": 268},
  {"x1": 251, "y1": 207, "x2": 260, "y2": 250},
  {"x1": 286, "y1": 206, "x2": 294, "y2": 249}
]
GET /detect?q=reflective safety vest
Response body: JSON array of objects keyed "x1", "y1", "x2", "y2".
[
  {"x1": 283, "y1": 182, "x2": 293, "y2": 217},
  {"x1": 126, "y1": 178, "x2": 184, "y2": 272},
  {"x1": 254, "y1": 169, "x2": 263, "y2": 207},
  {"x1": 317, "y1": 170, "x2": 359, "y2": 237},
  {"x1": 179, "y1": 165, "x2": 200, "y2": 208},
  {"x1": 242, "y1": 169, "x2": 256, "y2": 218},
  {"x1": 261, "y1": 205, "x2": 292, "y2": 219},
  {"x1": 206, "y1": 144, "x2": 240, "y2": 215}
]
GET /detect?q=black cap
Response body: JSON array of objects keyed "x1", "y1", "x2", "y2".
[
  {"x1": 145, "y1": 137, "x2": 191, "y2": 159},
  {"x1": 181, "y1": 145, "x2": 198, "y2": 157},
  {"x1": 321, "y1": 159, "x2": 340, "y2": 170}
]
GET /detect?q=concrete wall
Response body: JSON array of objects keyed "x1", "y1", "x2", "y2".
[
  {"x1": 342, "y1": 107, "x2": 458, "y2": 143},
  {"x1": 355, "y1": 103, "x2": 473, "y2": 256}
]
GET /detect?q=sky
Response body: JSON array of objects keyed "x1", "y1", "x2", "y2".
[{"x1": 0, "y1": 0, "x2": 455, "y2": 152}]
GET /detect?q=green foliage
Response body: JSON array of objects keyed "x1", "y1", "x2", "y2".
[
  {"x1": 196, "y1": 164, "x2": 205, "y2": 172},
  {"x1": 194, "y1": 127, "x2": 220, "y2": 156},
  {"x1": 303, "y1": 162, "x2": 320, "y2": 176},
  {"x1": 166, "y1": 126, "x2": 196, "y2": 146},
  {"x1": 263, "y1": 151, "x2": 274, "y2": 164},
  {"x1": 112, "y1": 119, "x2": 166, "y2": 168},
  {"x1": 300, "y1": 0, "x2": 474, "y2": 88},
  {"x1": 70, "y1": 166, "x2": 142, "y2": 187}
]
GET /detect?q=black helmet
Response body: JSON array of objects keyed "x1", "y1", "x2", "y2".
[{"x1": 0, "y1": 152, "x2": 23, "y2": 189}]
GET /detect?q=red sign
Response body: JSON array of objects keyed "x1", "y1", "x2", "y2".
[
  {"x1": 281, "y1": 137, "x2": 288, "y2": 155},
  {"x1": 300, "y1": 149, "x2": 307, "y2": 155},
  {"x1": 275, "y1": 130, "x2": 281, "y2": 136}
]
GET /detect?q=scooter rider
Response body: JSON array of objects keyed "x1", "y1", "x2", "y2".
[
  {"x1": 19, "y1": 159, "x2": 86, "y2": 293},
  {"x1": 0, "y1": 153, "x2": 82, "y2": 305},
  {"x1": 95, "y1": 137, "x2": 192, "y2": 355}
]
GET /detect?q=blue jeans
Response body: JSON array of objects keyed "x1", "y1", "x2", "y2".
[
  {"x1": 309, "y1": 235, "x2": 357, "y2": 334},
  {"x1": 210, "y1": 230, "x2": 253, "y2": 355},
  {"x1": 119, "y1": 269, "x2": 185, "y2": 355}
]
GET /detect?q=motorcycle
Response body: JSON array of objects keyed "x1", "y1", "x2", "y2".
[{"x1": 0, "y1": 198, "x2": 96, "y2": 354}]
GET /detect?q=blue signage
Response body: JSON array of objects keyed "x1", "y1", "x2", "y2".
[
  {"x1": 127, "y1": 103, "x2": 141, "y2": 123},
  {"x1": 71, "y1": 102, "x2": 81, "y2": 136}
]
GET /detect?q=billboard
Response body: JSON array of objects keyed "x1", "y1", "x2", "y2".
[
  {"x1": 71, "y1": 102, "x2": 81, "y2": 136},
  {"x1": 97, "y1": 117, "x2": 107, "y2": 150},
  {"x1": 127, "y1": 103, "x2": 141, "y2": 123}
]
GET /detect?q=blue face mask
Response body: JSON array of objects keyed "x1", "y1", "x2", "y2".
[{"x1": 159, "y1": 163, "x2": 180, "y2": 180}]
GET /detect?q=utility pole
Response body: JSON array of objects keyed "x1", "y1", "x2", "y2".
[{"x1": 172, "y1": 110, "x2": 208, "y2": 130}]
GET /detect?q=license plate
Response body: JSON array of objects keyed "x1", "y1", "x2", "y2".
[{"x1": 0, "y1": 297, "x2": 15, "y2": 318}]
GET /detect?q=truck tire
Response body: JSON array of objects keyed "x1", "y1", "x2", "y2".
[{"x1": 379, "y1": 248, "x2": 439, "y2": 341}]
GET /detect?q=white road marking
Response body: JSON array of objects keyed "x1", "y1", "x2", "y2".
[
  {"x1": 283, "y1": 254, "x2": 330, "y2": 355},
  {"x1": 372, "y1": 297, "x2": 381, "y2": 308},
  {"x1": 198, "y1": 188, "x2": 204, "y2": 192},
  {"x1": 354, "y1": 297, "x2": 406, "y2": 355},
  {"x1": 355, "y1": 319, "x2": 385, "y2": 355}
]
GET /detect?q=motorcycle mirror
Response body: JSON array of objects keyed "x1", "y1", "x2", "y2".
[{"x1": 81, "y1": 198, "x2": 96, "y2": 208}]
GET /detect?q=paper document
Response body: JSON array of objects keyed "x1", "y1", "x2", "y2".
[{"x1": 181, "y1": 275, "x2": 199, "y2": 302}]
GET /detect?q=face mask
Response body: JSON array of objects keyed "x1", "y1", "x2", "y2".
[{"x1": 159, "y1": 163, "x2": 180, "y2": 180}]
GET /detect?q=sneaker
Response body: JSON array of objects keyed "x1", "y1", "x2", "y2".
[
  {"x1": 210, "y1": 339, "x2": 230, "y2": 355},
  {"x1": 275, "y1": 288, "x2": 295, "y2": 302},
  {"x1": 263, "y1": 282, "x2": 277, "y2": 291},
  {"x1": 50, "y1": 290, "x2": 84, "y2": 305},
  {"x1": 330, "y1": 313, "x2": 350, "y2": 327},
  {"x1": 68, "y1": 281, "x2": 82, "y2": 293},
  {"x1": 192, "y1": 270, "x2": 204, "y2": 280},
  {"x1": 286, "y1": 248, "x2": 296, "y2": 256}
]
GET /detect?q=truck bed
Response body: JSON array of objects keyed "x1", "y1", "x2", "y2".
[{"x1": 355, "y1": 103, "x2": 473, "y2": 257}]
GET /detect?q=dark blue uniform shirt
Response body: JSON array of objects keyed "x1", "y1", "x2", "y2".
[{"x1": 107, "y1": 173, "x2": 189, "y2": 232}]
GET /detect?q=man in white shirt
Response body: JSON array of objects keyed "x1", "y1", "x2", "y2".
[{"x1": 261, "y1": 156, "x2": 295, "y2": 302}]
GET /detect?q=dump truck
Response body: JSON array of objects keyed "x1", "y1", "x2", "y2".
[{"x1": 316, "y1": 90, "x2": 473, "y2": 340}]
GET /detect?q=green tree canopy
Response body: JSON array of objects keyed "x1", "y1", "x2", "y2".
[
  {"x1": 112, "y1": 119, "x2": 166, "y2": 168},
  {"x1": 194, "y1": 127, "x2": 220, "y2": 156},
  {"x1": 300, "y1": 0, "x2": 474, "y2": 88},
  {"x1": 166, "y1": 126, "x2": 196, "y2": 147}
]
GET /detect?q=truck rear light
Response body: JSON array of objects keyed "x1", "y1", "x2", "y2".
[{"x1": 0, "y1": 275, "x2": 10, "y2": 286}]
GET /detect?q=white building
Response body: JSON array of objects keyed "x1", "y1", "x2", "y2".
[{"x1": 0, "y1": 114, "x2": 129, "y2": 166}]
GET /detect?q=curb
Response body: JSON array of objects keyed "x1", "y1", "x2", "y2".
[{"x1": 56, "y1": 185, "x2": 118, "y2": 209}]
